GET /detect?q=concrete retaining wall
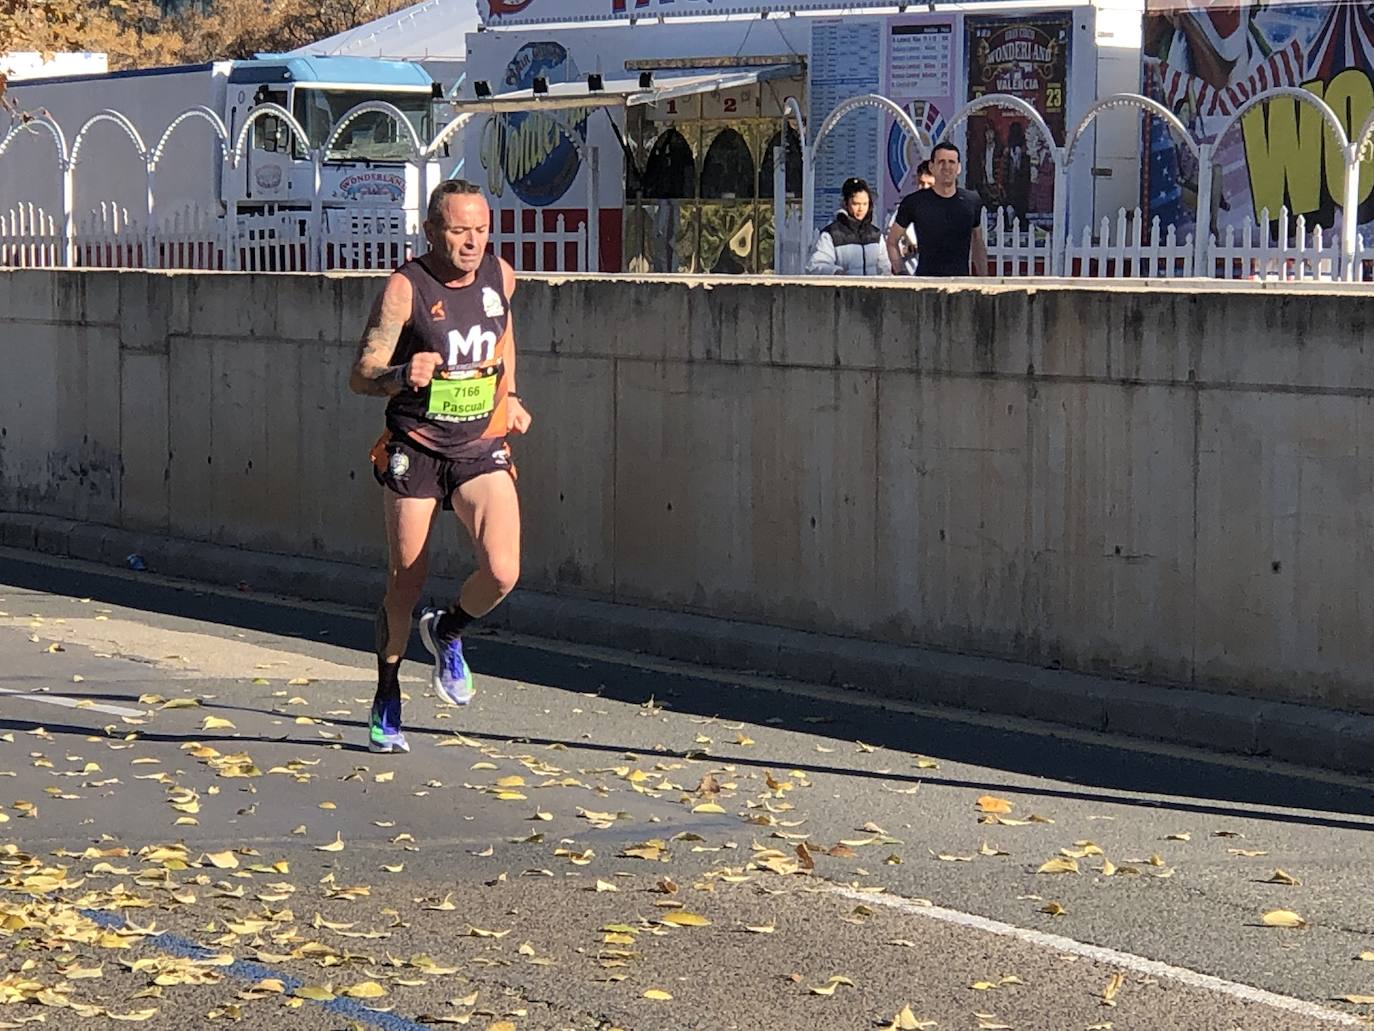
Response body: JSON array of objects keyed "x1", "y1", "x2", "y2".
[{"x1": 4, "y1": 269, "x2": 1373, "y2": 716}]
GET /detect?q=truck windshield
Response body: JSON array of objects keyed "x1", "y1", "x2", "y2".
[{"x1": 294, "y1": 89, "x2": 433, "y2": 161}]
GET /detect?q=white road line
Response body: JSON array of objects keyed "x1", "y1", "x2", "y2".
[
  {"x1": 0, "y1": 685, "x2": 145, "y2": 718},
  {"x1": 829, "y1": 886, "x2": 1363, "y2": 1026}
]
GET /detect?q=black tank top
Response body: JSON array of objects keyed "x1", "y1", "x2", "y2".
[{"x1": 385, "y1": 254, "x2": 514, "y2": 458}]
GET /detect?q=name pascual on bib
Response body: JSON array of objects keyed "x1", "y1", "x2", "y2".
[{"x1": 428, "y1": 322, "x2": 503, "y2": 424}]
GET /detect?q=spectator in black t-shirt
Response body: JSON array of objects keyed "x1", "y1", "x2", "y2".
[{"x1": 885, "y1": 142, "x2": 989, "y2": 277}]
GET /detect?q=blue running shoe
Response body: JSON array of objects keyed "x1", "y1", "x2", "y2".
[
  {"x1": 418, "y1": 607, "x2": 475, "y2": 705},
  {"x1": 368, "y1": 695, "x2": 409, "y2": 753}
]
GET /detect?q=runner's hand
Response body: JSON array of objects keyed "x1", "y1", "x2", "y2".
[
  {"x1": 507, "y1": 397, "x2": 532, "y2": 435},
  {"x1": 408, "y1": 352, "x2": 446, "y2": 390}
]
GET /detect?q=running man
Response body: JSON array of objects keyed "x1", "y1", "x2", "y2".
[{"x1": 349, "y1": 178, "x2": 531, "y2": 753}]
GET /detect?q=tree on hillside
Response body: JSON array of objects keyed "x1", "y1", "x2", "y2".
[
  {"x1": 2, "y1": 0, "x2": 419, "y2": 71},
  {"x1": 2, "y1": 0, "x2": 184, "y2": 69},
  {"x1": 177, "y1": 0, "x2": 419, "y2": 62},
  {"x1": 0, "y1": 0, "x2": 92, "y2": 55}
]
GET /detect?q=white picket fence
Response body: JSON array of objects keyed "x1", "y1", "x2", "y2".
[
  {"x1": 1064, "y1": 208, "x2": 1196, "y2": 278},
  {"x1": 0, "y1": 203, "x2": 61, "y2": 267},
  {"x1": 489, "y1": 210, "x2": 588, "y2": 274},
  {"x1": 75, "y1": 202, "x2": 142, "y2": 269},
  {"x1": 1204, "y1": 209, "x2": 1342, "y2": 281},
  {"x1": 158, "y1": 204, "x2": 222, "y2": 270},
  {"x1": 0, "y1": 202, "x2": 590, "y2": 274},
  {"x1": 322, "y1": 207, "x2": 416, "y2": 272},
  {"x1": 1, "y1": 197, "x2": 1360, "y2": 281},
  {"x1": 985, "y1": 208, "x2": 1055, "y2": 277}
]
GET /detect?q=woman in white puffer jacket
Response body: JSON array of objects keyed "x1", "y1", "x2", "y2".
[{"x1": 806, "y1": 177, "x2": 892, "y2": 276}]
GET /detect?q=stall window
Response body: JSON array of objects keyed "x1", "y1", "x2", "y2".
[
  {"x1": 641, "y1": 129, "x2": 697, "y2": 199},
  {"x1": 699, "y1": 128, "x2": 755, "y2": 200},
  {"x1": 757, "y1": 127, "x2": 804, "y2": 198}
]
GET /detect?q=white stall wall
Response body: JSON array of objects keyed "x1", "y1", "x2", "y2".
[{"x1": 462, "y1": 2, "x2": 1135, "y2": 258}]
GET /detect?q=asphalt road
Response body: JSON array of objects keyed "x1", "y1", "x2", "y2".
[{"x1": 0, "y1": 548, "x2": 1371, "y2": 1031}]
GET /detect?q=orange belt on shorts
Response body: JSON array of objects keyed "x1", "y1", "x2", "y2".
[{"x1": 369, "y1": 430, "x2": 393, "y2": 473}]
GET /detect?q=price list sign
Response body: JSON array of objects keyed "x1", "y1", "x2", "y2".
[
  {"x1": 889, "y1": 23, "x2": 952, "y2": 96},
  {"x1": 808, "y1": 19, "x2": 882, "y2": 231}
]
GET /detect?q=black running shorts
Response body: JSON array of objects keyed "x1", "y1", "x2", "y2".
[{"x1": 370, "y1": 431, "x2": 515, "y2": 510}]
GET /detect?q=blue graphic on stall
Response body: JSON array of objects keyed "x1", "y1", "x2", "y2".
[{"x1": 480, "y1": 42, "x2": 590, "y2": 207}]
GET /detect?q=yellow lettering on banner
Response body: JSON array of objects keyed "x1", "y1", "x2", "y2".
[
  {"x1": 1321, "y1": 69, "x2": 1374, "y2": 207},
  {"x1": 1242, "y1": 80, "x2": 1326, "y2": 218}
]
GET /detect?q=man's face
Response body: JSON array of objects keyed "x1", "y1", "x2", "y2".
[
  {"x1": 932, "y1": 149, "x2": 960, "y2": 189},
  {"x1": 425, "y1": 193, "x2": 490, "y2": 273},
  {"x1": 917, "y1": 172, "x2": 934, "y2": 191}
]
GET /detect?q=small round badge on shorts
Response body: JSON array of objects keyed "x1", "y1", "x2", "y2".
[{"x1": 388, "y1": 450, "x2": 410, "y2": 479}]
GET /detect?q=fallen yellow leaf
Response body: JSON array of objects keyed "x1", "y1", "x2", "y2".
[
  {"x1": 885, "y1": 1005, "x2": 938, "y2": 1030},
  {"x1": 976, "y1": 795, "x2": 1014, "y2": 814},
  {"x1": 1037, "y1": 857, "x2": 1080, "y2": 875},
  {"x1": 1102, "y1": 971, "x2": 1125, "y2": 1005},
  {"x1": 1261, "y1": 909, "x2": 1306, "y2": 928},
  {"x1": 341, "y1": 981, "x2": 386, "y2": 999},
  {"x1": 660, "y1": 911, "x2": 710, "y2": 927},
  {"x1": 201, "y1": 716, "x2": 235, "y2": 731},
  {"x1": 315, "y1": 834, "x2": 345, "y2": 852}
]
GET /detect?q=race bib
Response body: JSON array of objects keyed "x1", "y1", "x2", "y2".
[{"x1": 427, "y1": 367, "x2": 498, "y2": 423}]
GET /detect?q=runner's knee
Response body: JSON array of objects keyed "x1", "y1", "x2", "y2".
[{"x1": 484, "y1": 556, "x2": 520, "y2": 597}]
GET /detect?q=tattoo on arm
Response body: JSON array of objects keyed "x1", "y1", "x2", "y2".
[{"x1": 349, "y1": 277, "x2": 411, "y2": 397}]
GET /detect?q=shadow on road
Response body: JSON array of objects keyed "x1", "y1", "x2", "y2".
[{"x1": 3, "y1": 553, "x2": 1372, "y2": 826}]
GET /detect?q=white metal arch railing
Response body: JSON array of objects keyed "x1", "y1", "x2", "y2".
[
  {"x1": 1066, "y1": 93, "x2": 1198, "y2": 164},
  {"x1": 0, "y1": 114, "x2": 69, "y2": 167},
  {"x1": 68, "y1": 111, "x2": 152, "y2": 269},
  {"x1": 1208, "y1": 86, "x2": 1358, "y2": 274},
  {"x1": 1065, "y1": 93, "x2": 1206, "y2": 270},
  {"x1": 323, "y1": 99, "x2": 425, "y2": 160},
  {"x1": 0, "y1": 115, "x2": 74, "y2": 265},
  {"x1": 801, "y1": 93, "x2": 929, "y2": 243},
  {"x1": 147, "y1": 108, "x2": 232, "y2": 270},
  {"x1": 151, "y1": 107, "x2": 230, "y2": 169},
  {"x1": 773, "y1": 95, "x2": 809, "y2": 273},
  {"x1": 937, "y1": 93, "x2": 1067, "y2": 273},
  {"x1": 69, "y1": 110, "x2": 148, "y2": 167},
  {"x1": 426, "y1": 112, "x2": 475, "y2": 159},
  {"x1": 7, "y1": 87, "x2": 1374, "y2": 279},
  {"x1": 229, "y1": 103, "x2": 313, "y2": 167},
  {"x1": 942, "y1": 93, "x2": 1058, "y2": 155}
]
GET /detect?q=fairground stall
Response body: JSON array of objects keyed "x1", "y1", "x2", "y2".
[{"x1": 457, "y1": 0, "x2": 1143, "y2": 273}]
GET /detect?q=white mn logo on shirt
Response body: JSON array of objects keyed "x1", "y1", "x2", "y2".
[{"x1": 446, "y1": 325, "x2": 497, "y2": 366}]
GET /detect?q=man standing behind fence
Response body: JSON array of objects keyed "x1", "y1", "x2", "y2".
[{"x1": 886, "y1": 142, "x2": 989, "y2": 277}]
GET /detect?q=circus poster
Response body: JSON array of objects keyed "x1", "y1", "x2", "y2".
[
  {"x1": 964, "y1": 13, "x2": 1072, "y2": 231},
  {"x1": 1142, "y1": 0, "x2": 1374, "y2": 234}
]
